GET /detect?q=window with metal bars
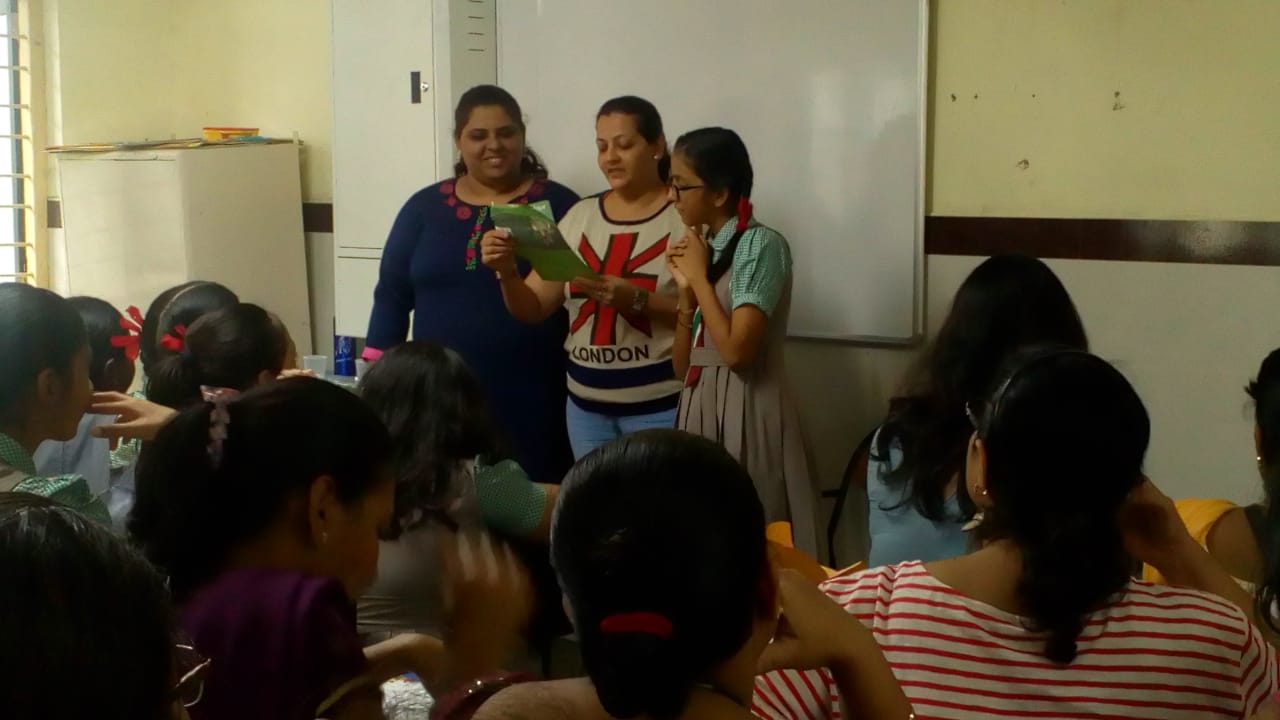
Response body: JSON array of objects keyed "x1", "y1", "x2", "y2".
[{"x1": 0, "y1": 0, "x2": 29, "y2": 283}]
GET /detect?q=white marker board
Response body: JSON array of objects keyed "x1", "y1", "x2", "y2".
[{"x1": 497, "y1": 0, "x2": 927, "y2": 342}]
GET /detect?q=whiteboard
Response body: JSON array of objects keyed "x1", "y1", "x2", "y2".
[{"x1": 496, "y1": 0, "x2": 926, "y2": 342}]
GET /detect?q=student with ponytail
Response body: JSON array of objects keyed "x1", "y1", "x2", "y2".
[
  {"x1": 665, "y1": 127, "x2": 817, "y2": 554},
  {"x1": 757, "y1": 348, "x2": 1278, "y2": 718},
  {"x1": 463, "y1": 430, "x2": 911, "y2": 720},
  {"x1": 129, "y1": 378, "x2": 533, "y2": 720},
  {"x1": 145, "y1": 302, "x2": 295, "y2": 409}
]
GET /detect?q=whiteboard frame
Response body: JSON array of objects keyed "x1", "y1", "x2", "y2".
[{"x1": 495, "y1": 0, "x2": 929, "y2": 345}]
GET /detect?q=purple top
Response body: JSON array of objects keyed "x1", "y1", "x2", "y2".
[{"x1": 182, "y1": 568, "x2": 369, "y2": 720}]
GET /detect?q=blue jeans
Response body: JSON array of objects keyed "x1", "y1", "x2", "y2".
[{"x1": 565, "y1": 398, "x2": 678, "y2": 460}]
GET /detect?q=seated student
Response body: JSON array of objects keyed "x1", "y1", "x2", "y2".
[
  {"x1": 0, "y1": 284, "x2": 109, "y2": 523},
  {"x1": 464, "y1": 430, "x2": 911, "y2": 720},
  {"x1": 34, "y1": 296, "x2": 136, "y2": 499},
  {"x1": 1143, "y1": 349, "x2": 1280, "y2": 614},
  {"x1": 145, "y1": 302, "x2": 295, "y2": 409},
  {"x1": 0, "y1": 492, "x2": 204, "y2": 720},
  {"x1": 757, "y1": 348, "x2": 1278, "y2": 719},
  {"x1": 357, "y1": 341, "x2": 558, "y2": 638},
  {"x1": 113, "y1": 281, "x2": 239, "y2": 469},
  {"x1": 128, "y1": 378, "x2": 530, "y2": 720},
  {"x1": 867, "y1": 255, "x2": 1087, "y2": 567}
]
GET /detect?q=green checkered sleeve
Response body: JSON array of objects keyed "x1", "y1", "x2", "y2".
[
  {"x1": 473, "y1": 459, "x2": 547, "y2": 537},
  {"x1": 725, "y1": 225, "x2": 793, "y2": 317}
]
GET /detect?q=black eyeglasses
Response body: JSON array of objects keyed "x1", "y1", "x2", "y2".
[
  {"x1": 173, "y1": 644, "x2": 211, "y2": 708},
  {"x1": 669, "y1": 182, "x2": 704, "y2": 199}
]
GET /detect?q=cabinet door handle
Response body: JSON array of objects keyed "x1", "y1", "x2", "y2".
[{"x1": 410, "y1": 71, "x2": 428, "y2": 104}]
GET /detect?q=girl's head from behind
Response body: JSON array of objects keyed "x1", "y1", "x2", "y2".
[
  {"x1": 0, "y1": 284, "x2": 91, "y2": 445},
  {"x1": 453, "y1": 84, "x2": 547, "y2": 182},
  {"x1": 1247, "y1": 348, "x2": 1280, "y2": 631},
  {"x1": 553, "y1": 430, "x2": 774, "y2": 720},
  {"x1": 669, "y1": 127, "x2": 753, "y2": 232},
  {"x1": 146, "y1": 302, "x2": 290, "y2": 409},
  {"x1": 130, "y1": 378, "x2": 394, "y2": 602},
  {"x1": 68, "y1": 296, "x2": 136, "y2": 393},
  {"x1": 931, "y1": 256, "x2": 1087, "y2": 396},
  {"x1": 967, "y1": 348, "x2": 1148, "y2": 664},
  {"x1": 359, "y1": 341, "x2": 501, "y2": 539},
  {"x1": 1250, "y1": 348, "x2": 1280, "y2": 479},
  {"x1": 0, "y1": 493, "x2": 182, "y2": 720},
  {"x1": 139, "y1": 281, "x2": 238, "y2": 380},
  {"x1": 879, "y1": 255, "x2": 1087, "y2": 520},
  {"x1": 596, "y1": 95, "x2": 669, "y2": 189}
]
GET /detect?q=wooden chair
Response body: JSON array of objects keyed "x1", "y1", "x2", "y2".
[{"x1": 822, "y1": 428, "x2": 878, "y2": 568}]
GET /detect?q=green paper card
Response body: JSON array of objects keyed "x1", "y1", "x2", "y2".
[{"x1": 491, "y1": 202, "x2": 597, "y2": 281}]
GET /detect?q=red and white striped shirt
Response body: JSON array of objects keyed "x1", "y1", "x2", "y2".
[{"x1": 753, "y1": 561, "x2": 1277, "y2": 720}]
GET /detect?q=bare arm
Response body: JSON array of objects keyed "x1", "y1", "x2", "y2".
[
  {"x1": 497, "y1": 269, "x2": 567, "y2": 324},
  {"x1": 670, "y1": 226, "x2": 770, "y2": 372},
  {"x1": 688, "y1": 278, "x2": 769, "y2": 372},
  {"x1": 482, "y1": 228, "x2": 566, "y2": 323},
  {"x1": 363, "y1": 634, "x2": 447, "y2": 692},
  {"x1": 1125, "y1": 480, "x2": 1280, "y2": 648},
  {"x1": 672, "y1": 287, "x2": 696, "y2": 380},
  {"x1": 1205, "y1": 507, "x2": 1266, "y2": 583},
  {"x1": 530, "y1": 483, "x2": 559, "y2": 543},
  {"x1": 759, "y1": 571, "x2": 913, "y2": 720}
]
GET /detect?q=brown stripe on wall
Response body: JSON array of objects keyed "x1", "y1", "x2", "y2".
[
  {"x1": 926, "y1": 216, "x2": 1280, "y2": 267},
  {"x1": 301, "y1": 202, "x2": 334, "y2": 234},
  {"x1": 46, "y1": 198, "x2": 335, "y2": 234},
  {"x1": 46, "y1": 199, "x2": 1280, "y2": 268}
]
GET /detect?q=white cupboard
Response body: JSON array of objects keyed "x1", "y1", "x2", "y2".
[{"x1": 54, "y1": 143, "x2": 313, "y2": 353}]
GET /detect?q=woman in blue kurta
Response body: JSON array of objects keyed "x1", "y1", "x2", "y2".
[{"x1": 365, "y1": 85, "x2": 579, "y2": 486}]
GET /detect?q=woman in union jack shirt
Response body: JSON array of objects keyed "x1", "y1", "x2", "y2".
[{"x1": 483, "y1": 96, "x2": 685, "y2": 459}]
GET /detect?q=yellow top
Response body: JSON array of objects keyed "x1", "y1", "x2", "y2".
[{"x1": 1143, "y1": 498, "x2": 1238, "y2": 585}]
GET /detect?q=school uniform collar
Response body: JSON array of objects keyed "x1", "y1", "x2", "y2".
[{"x1": 0, "y1": 432, "x2": 37, "y2": 475}]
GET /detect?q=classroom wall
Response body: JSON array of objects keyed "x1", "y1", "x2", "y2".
[
  {"x1": 42, "y1": 0, "x2": 333, "y2": 200},
  {"x1": 812, "y1": 0, "x2": 1280, "y2": 563},
  {"x1": 41, "y1": 0, "x2": 1280, "y2": 561}
]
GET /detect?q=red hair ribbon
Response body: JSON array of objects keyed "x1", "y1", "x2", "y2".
[
  {"x1": 599, "y1": 612, "x2": 674, "y2": 639},
  {"x1": 735, "y1": 197, "x2": 754, "y2": 232},
  {"x1": 160, "y1": 324, "x2": 188, "y2": 352},
  {"x1": 110, "y1": 305, "x2": 144, "y2": 361}
]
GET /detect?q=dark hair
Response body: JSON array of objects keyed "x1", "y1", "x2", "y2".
[
  {"x1": 139, "y1": 281, "x2": 238, "y2": 379},
  {"x1": 359, "y1": 341, "x2": 506, "y2": 539},
  {"x1": 129, "y1": 377, "x2": 392, "y2": 600},
  {"x1": 0, "y1": 492, "x2": 176, "y2": 720},
  {"x1": 875, "y1": 255, "x2": 1088, "y2": 522},
  {"x1": 598, "y1": 95, "x2": 670, "y2": 183},
  {"x1": 66, "y1": 296, "x2": 130, "y2": 389},
  {"x1": 0, "y1": 283, "x2": 87, "y2": 423},
  {"x1": 452, "y1": 84, "x2": 548, "y2": 180},
  {"x1": 672, "y1": 128, "x2": 754, "y2": 284},
  {"x1": 146, "y1": 302, "x2": 289, "y2": 409},
  {"x1": 970, "y1": 347, "x2": 1148, "y2": 664},
  {"x1": 1249, "y1": 348, "x2": 1280, "y2": 631},
  {"x1": 553, "y1": 430, "x2": 770, "y2": 720}
]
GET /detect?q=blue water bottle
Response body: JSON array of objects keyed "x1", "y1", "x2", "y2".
[{"x1": 334, "y1": 335, "x2": 356, "y2": 377}]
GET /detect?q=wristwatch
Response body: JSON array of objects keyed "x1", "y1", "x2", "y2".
[{"x1": 631, "y1": 287, "x2": 650, "y2": 314}]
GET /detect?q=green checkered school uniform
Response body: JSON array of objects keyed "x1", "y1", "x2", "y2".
[
  {"x1": 678, "y1": 216, "x2": 819, "y2": 555},
  {"x1": 0, "y1": 431, "x2": 111, "y2": 524}
]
